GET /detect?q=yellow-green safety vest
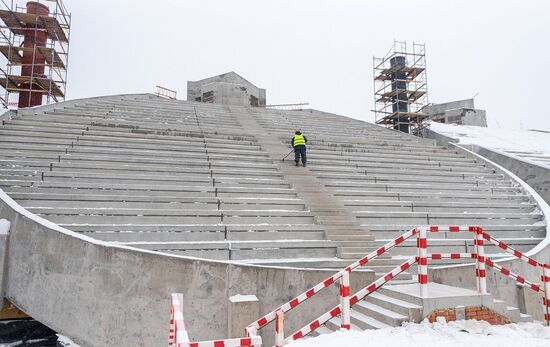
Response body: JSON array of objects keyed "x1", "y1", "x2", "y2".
[{"x1": 293, "y1": 134, "x2": 306, "y2": 147}]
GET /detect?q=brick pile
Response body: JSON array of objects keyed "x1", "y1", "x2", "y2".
[{"x1": 428, "y1": 306, "x2": 511, "y2": 325}]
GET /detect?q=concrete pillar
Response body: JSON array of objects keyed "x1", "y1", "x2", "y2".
[
  {"x1": 228, "y1": 294, "x2": 259, "y2": 339},
  {"x1": 0, "y1": 219, "x2": 11, "y2": 310}
]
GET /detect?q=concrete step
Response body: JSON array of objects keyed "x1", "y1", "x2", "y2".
[
  {"x1": 364, "y1": 292, "x2": 423, "y2": 322},
  {"x1": 352, "y1": 301, "x2": 408, "y2": 327},
  {"x1": 349, "y1": 309, "x2": 391, "y2": 330},
  {"x1": 343, "y1": 200, "x2": 536, "y2": 214},
  {"x1": 325, "y1": 316, "x2": 361, "y2": 332},
  {"x1": 355, "y1": 211, "x2": 543, "y2": 225}
]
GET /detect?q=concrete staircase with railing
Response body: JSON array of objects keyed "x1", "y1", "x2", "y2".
[{"x1": 314, "y1": 282, "x2": 533, "y2": 336}]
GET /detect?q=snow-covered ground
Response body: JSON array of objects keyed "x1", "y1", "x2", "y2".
[
  {"x1": 288, "y1": 320, "x2": 550, "y2": 347},
  {"x1": 429, "y1": 122, "x2": 550, "y2": 169},
  {"x1": 57, "y1": 334, "x2": 81, "y2": 347}
]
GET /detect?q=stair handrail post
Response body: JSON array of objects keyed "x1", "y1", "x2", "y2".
[
  {"x1": 340, "y1": 270, "x2": 351, "y2": 330},
  {"x1": 169, "y1": 296, "x2": 175, "y2": 346},
  {"x1": 418, "y1": 226, "x2": 428, "y2": 298},
  {"x1": 543, "y1": 265, "x2": 550, "y2": 326},
  {"x1": 275, "y1": 309, "x2": 285, "y2": 347},
  {"x1": 475, "y1": 227, "x2": 487, "y2": 295}
]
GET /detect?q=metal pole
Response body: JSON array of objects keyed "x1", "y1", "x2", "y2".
[
  {"x1": 475, "y1": 228, "x2": 487, "y2": 294},
  {"x1": 275, "y1": 309, "x2": 284, "y2": 347},
  {"x1": 543, "y1": 265, "x2": 550, "y2": 326},
  {"x1": 418, "y1": 227, "x2": 428, "y2": 298},
  {"x1": 340, "y1": 270, "x2": 351, "y2": 330},
  {"x1": 169, "y1": 298, "x2": 175, "y2": 346}
]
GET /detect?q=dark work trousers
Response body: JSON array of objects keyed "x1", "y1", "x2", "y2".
[{"x1": 294, "y1": 145, "x2": 307, "y2": 165}]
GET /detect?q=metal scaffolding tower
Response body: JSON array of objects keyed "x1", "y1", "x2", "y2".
[
  {"x1": 0, "y1": 0, "x2": 70, "y2": 109},
  {"x1": 373, "y1": 40, "x2": 428, "y2": 135}
]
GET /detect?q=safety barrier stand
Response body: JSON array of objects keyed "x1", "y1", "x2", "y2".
[
  {"x1": 270, "y1": 225, "x2": 550, "y2": 342},
  {"x1": 246, "y1": 227, "x2": 420, "y2": 335},
  {"x1": 275, "y1": 310, "x2": 284, "y2": 347},
  {"x1": 340, "y1": 271, "x2": 351, "y2": 330},
  {"x1": 169, "y1": 293, "x2": 190, "y2": 347},
  {"x1": 164, "y1": 225, "x2": 550, "y2": 345},
  {"x1": 417, "y1": 227, "x2": 428, "y2": 298},
  {"x1": 169, "y1": 293, "x2": 262, "y2": 347},
  {"x1": 168, "y1": 225, "x2": 550, "y2": 345},
  {"x1": 474, "y1": 227, "x2": 487, "y2": 294},
  {"x1": 542, "y1": 265, "x2": 550, "y2": 326}
]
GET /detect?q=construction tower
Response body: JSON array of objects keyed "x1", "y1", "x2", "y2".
[
  {"x1": 373, "y1": 40, "x2": 428, "y2": 135},
  {"x1": 0, "y1": 0, "x2": 70, "y2": 109}
]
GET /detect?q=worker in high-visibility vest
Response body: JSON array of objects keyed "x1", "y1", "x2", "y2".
[{"x1": 291, "y1": 130, "x2": 308, "y2": 167}]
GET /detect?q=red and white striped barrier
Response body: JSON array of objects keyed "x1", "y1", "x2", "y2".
[
  {"x1": 242, "y1": 225, "x2": 550, "y2": 342},
  {"x1": 485, "y1": 260, "x2": 542, "y2": 293},
  {"x1": 246, "y1": 228, "x2": 419, "y2": 332},
  {"x1": 286, "y1": 258, "x2": 417, "y2": 342},
  {"x1": 169, "y1": 293, "x2": 262, "y2": 347},
  {"x1": 417, "y1": 227, "x2": 428, "y2": 298},
  {"x1": 481, "y1": 232, "x2": 543, "y2": 268},
  {"x1": 186, "y1": 337, "x2": 262, "y2": 347},
  {"x1": 340, "y1": 271, "x2": 351, "y2": 330},
  {"x1": 543, "y1": 265, "x2": 550, "y2": 325},
  {"x1": 170, "y1": 294, "x2": 190, "y2": 346},
  {"x1": 422, "y1": 225, "x2": 479, "y2": 233},
  {"x1": 275, "y1": 310, "x2": 284, "y2": 347},
  {"x1": 350, "y1": 258, "x2": 417, "y2": 306},
  {"x1": 428, "y1": 253, "x2": 475, "y2": 260},
  {"x1": 474, "y1": 228, "x2": 487, "y2": 294}
]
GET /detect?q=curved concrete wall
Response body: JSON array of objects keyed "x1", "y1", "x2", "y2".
[
  {"x1": 0, "y1": 189, "x2": 373, "y2": 346},
  {"x1": 425, "y1": 128, "x2": 550, "y2": 206},
  {"x1": 465, "y1": 144, "x2": 550, "y2": 206}
]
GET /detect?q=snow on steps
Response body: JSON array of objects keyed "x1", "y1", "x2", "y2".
[{"x1": 316, "y1": 286, "x2": 532, "y2": 336}]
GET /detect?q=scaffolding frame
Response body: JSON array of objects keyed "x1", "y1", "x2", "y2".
[
  {"x1": 0, "y1": 0, "x2": 70, "y2": 108},
  {"x1": 373, "y1": 40, "x2": 428, "y2": 135}
]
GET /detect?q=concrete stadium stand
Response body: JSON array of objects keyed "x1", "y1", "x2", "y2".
[{"x1": 0, "y1": 188, "x2": 374, "y2": 346}]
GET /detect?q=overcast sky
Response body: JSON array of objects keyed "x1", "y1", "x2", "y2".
[{"x1": 66, "y1": 0, "x2": 550, "y2": 131}]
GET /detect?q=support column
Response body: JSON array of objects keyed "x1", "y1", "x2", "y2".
[{"x1": 340, "y1": 271, "x2": 350, "y2": 330}]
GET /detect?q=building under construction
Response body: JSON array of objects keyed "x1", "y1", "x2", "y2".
[
  {"x1": 373, "y1": 40, "x2": 428, "y2": 135},
  {"x1": 0, "y1": 0, "x2": 70, "y2": 109}
]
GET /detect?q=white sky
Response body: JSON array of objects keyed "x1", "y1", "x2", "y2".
[{"x1": 66, "y1": 0, "x2": 550, "y2": 131}]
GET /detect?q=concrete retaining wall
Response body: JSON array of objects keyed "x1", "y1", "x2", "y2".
[{"x1": 0, "y1": 189, "x2": 373, "y2": 346}]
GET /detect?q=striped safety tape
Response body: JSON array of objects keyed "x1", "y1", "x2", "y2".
[
  {"x1": 247, "y1": 228, "x2": 419, "y2": 331},
  {"x1": 424, "y1": 225, "x2": 479, "y2": 233},
  {"x1": 485, "y1": 259, "x2": 542, "y2": 293},
  {"x1": 482, "y1": 232, "x2": 543, "y2": 268},
  {"x1": 171, "y1": 294, "x2": 190, "y2": 346},
  {"x1": 474, "y1": 228, "x2": 487, "y2": 294},
  {"x1": 285, "y1": 257, "x2": 417, "y2": 342},
  {"x1": 186, "y1": 336, "x2": 262, "y2": 347},
  {"x1": 428, "y1": 253, "x2": 475, "y2": 260}
]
